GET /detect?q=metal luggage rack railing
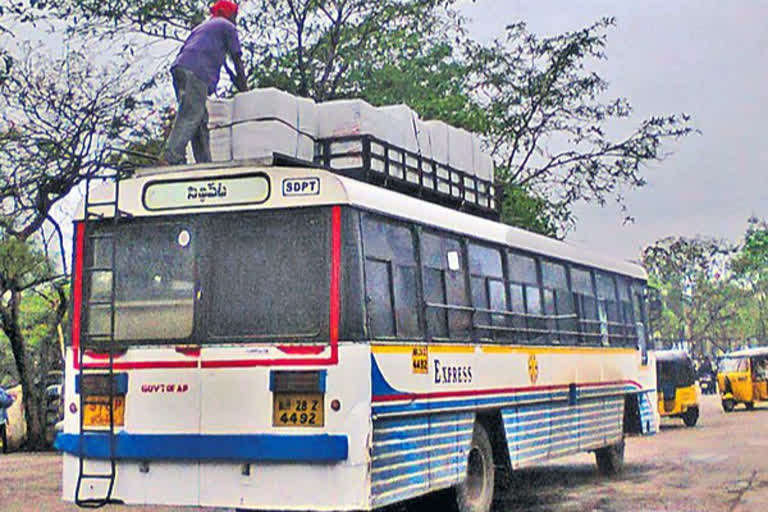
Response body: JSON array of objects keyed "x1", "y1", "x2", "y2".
[{"x1": 314, "y1": 134, "x2": 501, "y2": 221}]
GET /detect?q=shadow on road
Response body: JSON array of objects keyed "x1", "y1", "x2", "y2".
[{"x1": 492, "y1": 462, "x2": 657, "y2": 512}]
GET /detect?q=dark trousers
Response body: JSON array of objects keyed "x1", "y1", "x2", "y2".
[
  {"x1": 162, "y1": 66, "x2": 212, "y2": 165},
  {"x1": 0, "y1": 423, "x2": 7, "y2": 453}
]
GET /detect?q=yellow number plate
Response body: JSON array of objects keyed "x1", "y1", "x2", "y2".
[
  {"x1": 273, "y1": 393, "x2": 324, "y2": 427},
  {"x1": 83, "y1": 396, "x2": 125, "y2": 427}
]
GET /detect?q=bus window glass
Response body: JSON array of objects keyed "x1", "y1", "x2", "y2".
[
  {"x1": 86, "y1": 222, "x2": 195, "y2": 342},
  {"x1": 570, "y1": 268, "x2": 593, "y2": 295},
  {"x1": 596, "y1": 272, "x2": 621, "y2": 346},
  {"x1": 507, "y1": 253, "x2": 538, "y2": 285},
  {"x1": 525, "y1": 286, "x2": 546, "y2": 343},
  {"x1": 570, "y1": 267, "x2": 599, "y2": 345},
  {"x1": 616, "y1": 276, "x2": 633, "y2": 346},
  {"x1": 541, "y1": 261, "x2": 567, "y2": 289},
  {"x1": 424, "y1": 267, "x2": 448, "y2": 338},
  {"x1": 469, "y1": 243, "x2": 506, "y2": 340},
  {"x1": 508, "y1": 283, "x2": 526, "y2": 340},
  {"x1": 365, "y1": 260, "x2": 395, "y2": 337},
  {"x1": 541, "y1": 260, "x2": 574, "y2": 344},
  {"x1": 469, "y1": 244, "x2": 503, "y2": 277},
  {"x1": 362, "y1": 215, "x2": 421, "y2": 339},
  {"x1": 208, "y1": 209, "x2": 329, "y2": 340},
  {"x1": 421, "y1": 232, "x2": 470, "y2": 340}
]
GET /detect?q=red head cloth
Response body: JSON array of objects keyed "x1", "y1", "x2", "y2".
[{"x1": 210, "y1": 0, "x2": 239, "y2": 19}]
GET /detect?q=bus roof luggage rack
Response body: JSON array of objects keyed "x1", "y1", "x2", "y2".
[{"x1": 314, "y1": 134, "x2": 501, "y2": 221}]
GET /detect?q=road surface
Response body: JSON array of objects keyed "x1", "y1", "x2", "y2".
[{"x1": 1, "y1": 394, "x2": 765, "y2": 511}]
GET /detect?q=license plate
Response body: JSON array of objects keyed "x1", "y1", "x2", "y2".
[
  {"x1": 273, "y1": 392, "x2": 324, "y2": 427},
  {"x1": 83, "y1": 396, "x2": 125, "y2": 427}
]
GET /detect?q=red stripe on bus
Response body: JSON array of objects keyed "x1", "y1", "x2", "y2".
[
  {"x1": 328, "y1": 205, "x2": 341, "y2": 365},
  {"x1": 81, "y1": 361, "x2": 199, "y2": 370},
  {"x1": 371, "y1": 379, "x2": 644, "y2": 402},
  {"x1": 84, "y1": 349, "x2": 126, "y2": 360},
  {"x1": 276, "y1": 345, "x2": 327, "y2": 355},
  {"x1": 175, "y1": 346, "x2": 202, "y2": 357},
  {"x1": 72, "y1": 223, "x2": 85, "y2": 369}
]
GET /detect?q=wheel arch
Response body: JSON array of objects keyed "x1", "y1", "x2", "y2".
[{"x1": 476, "y1": 409, "x2": 511, "y2": 474}]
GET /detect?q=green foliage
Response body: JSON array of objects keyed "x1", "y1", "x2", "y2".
[
  {"x1": 39, "y1": 1, "x2": 695, "y2": 236},
  {"x1": 500, "y1": 184, "x2": 561, "y2": 238},
  {"x1": 643, "y1": 229, "x2": 768, "y2": 355}
]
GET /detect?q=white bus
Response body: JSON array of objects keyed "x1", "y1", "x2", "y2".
[{"x1": 57, "y1": 159, "x2": 658, "y2": 511}]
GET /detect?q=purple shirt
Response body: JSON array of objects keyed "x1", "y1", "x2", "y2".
[{"x1": 172, "y1": 17, "x2": 242, "y2": 95}]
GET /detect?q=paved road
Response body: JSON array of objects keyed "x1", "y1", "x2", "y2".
[{"x1": 1, "y1": 394, "x2": 766, "y2": 511}]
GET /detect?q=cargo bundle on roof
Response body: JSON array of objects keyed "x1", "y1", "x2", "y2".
[{"x1": 186, "y1": 88, "x2": 498, "y2": 219}]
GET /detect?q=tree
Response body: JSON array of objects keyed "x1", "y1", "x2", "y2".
[
  {"x1": 0, "y1": 44, "x2": 154, "y2": 448},
  {"x1": 642, "y1": 236, "x2": 745, "y2": 356},
  {"x1": 48, "y1": 2, "x2": 694, "y2": 236},
  {"x1": 465, "y1": 18, "x2": 694, "y2": 234},
  {"x1": 731, "y1": 217, "x2": 768, "y2": 341},
  {"x1": 0, "y1": 232, "x2": 66, "y2": 447}
]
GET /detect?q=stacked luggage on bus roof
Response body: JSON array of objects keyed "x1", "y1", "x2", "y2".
[{"x1": 189, "y1": 87, "x2": 498, "y2": 218}]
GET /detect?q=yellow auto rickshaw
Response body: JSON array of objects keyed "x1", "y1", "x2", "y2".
[
  {"x1": 716, "y1": 347, "x2": 768, "y2": 412},
  {"x1": 656, "y1": 350, "x2": 700, "y2": 426}
]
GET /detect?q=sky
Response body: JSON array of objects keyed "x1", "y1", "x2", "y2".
[{"x1": 460, "y1": 0, "x2": 768, "y2": 262}]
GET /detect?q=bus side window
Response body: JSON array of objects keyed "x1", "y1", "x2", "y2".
[
  {"x1": 631, "y1": 283, "x2": 648, "y2": 364},
  {"x1": 507, "y1": 252, "x2": 541, "y2": 345},
  {"x1": 596, "y1": 272, "x2": 620, "y2": 347},
  {"x1": 420, "y1": 231, "x2": 471, "y2": 341},
  {"x1": 361, "y1": 215, "x2": 422, "y2": 340},
  {"x1": 570, "y1": 267, "x2": 598, "y2": 346},
  {"x1": 468, "y1": 243, "x2": 505, "y2": 341},
  {"x1": 617, "y1": 276, "x2": 634, "y2": 347},
  {"x1": 541, "y1": 260, "x2": 575, "y2": 345}
]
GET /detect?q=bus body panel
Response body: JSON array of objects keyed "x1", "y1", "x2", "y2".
[
  {"x1": 61, "y1": 344, "x2": 372, "y2": 510},
  {"x1": 369, "y1": 343, "x2": 657, "y2": 505}
]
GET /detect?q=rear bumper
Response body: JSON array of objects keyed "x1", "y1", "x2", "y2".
[{"x1": 55, "y1": 432, "x2": 348, "y2": 462}]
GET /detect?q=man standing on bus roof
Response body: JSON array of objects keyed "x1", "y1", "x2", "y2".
[{"x1": 160, "y1": 0, "x2": 249, "y2": 166}]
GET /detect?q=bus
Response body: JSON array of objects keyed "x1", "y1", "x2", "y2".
[{"x1": 56, "y1": 158, "x2": 658, "y2": 511}]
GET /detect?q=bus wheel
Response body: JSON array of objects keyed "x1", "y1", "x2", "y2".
[
  {"x1": 722, "y1": 399, "x2": 735, "y2": 412},
  {"x1": 745, "y1": 401, "x2": 755, "y2": 410},
  {"x1": 595, "y1": 439, "x2": 625, "y2": 476},
  {"x1": 456, "y1": 421, "x2": 495, "y2": 512},
  {"x1": 682, "y1": 407, "x2": 699, "y2": 427}
]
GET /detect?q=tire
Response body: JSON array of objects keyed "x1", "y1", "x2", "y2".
[
  {"x1": 682, "y1": 407, "x2": 699, "y2": 427},
  {"x1": 455, "y1": 421, "x2": 495, "y2": 512},
  {"x1": 595, "y1": 439, "x2": 625, "y2": 476},
  {"x1": 745, "y1": 401, "x2": 755, "y2": 410},
  {"x1": 722, "y1": 399, "x2": 735, "y2": 412}
]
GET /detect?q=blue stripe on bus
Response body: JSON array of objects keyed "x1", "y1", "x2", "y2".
[
  {"x1": 502, "y1": 397, "x2": 626, "y2": 468},
  {"x1": 55, "y1": 432, "x2": 348, "y2": 462},
  {"x1": 370, "y1": 412, "x2": 473, "y2": 508},
  {"x1": 373, "y1": 386, "x2": 635, "y2": 417}
]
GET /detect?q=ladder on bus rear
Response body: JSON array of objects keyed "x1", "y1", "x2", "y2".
[{"x1": 75, "y1": 171, "x2": 131, "y2": 508}]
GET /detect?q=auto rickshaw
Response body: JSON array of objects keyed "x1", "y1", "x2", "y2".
[
  {"x1": 717, "y1": 347, "x2": 768, "y2": 412},
  {"x1": 656, "y1": 350, "x2": 700, "y2": 426}
]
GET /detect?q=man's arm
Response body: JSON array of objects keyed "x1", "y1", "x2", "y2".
[{"x1": 232, "y1": 53, "x2": 248, "y2": 92}]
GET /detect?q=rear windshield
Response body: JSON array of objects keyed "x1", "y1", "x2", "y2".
[
  {"x1": 656, "y1": 358, "x2": 696, "y2": 389},
  {"x1": 207, "y1": 209, "x2": 329, "y2": 340},
  {"x1": 81, "y1": 208, "x2": 330, "y2": 345}
]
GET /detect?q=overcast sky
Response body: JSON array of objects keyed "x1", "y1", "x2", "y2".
[{"x1": 460, "y1": 0, "x2": 768, "y2": 262}]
